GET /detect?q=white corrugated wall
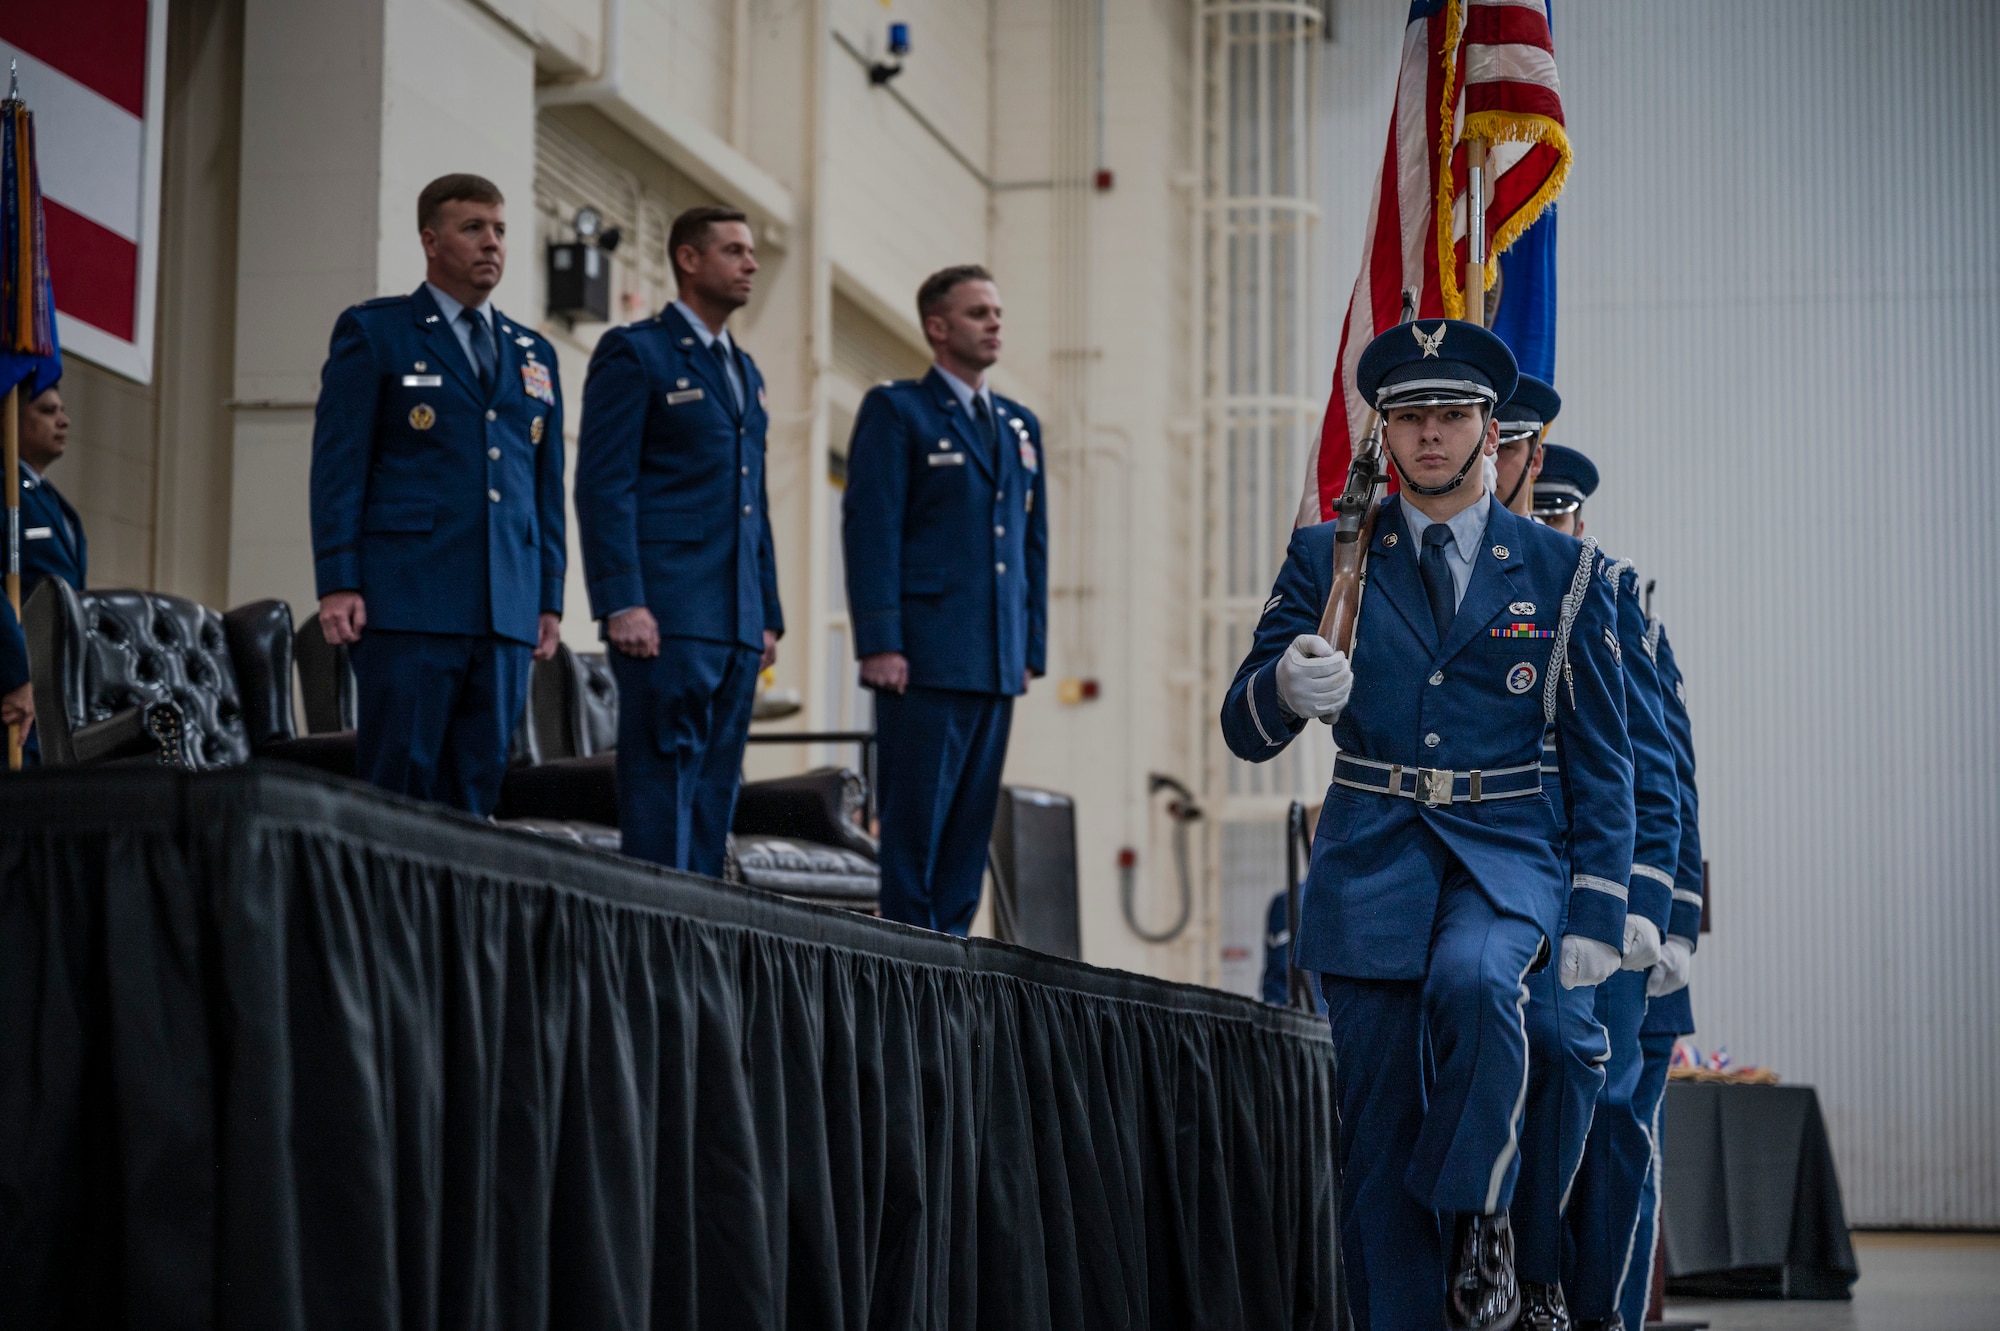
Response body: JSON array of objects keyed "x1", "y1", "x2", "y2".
[{"x1": 1313, "y1": 2, "x2": 2000, "y2": 1227}]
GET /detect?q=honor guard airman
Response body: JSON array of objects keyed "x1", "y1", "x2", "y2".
[
  {"x1": 574, "y1": 206, "x2": 783, "y2": 876},
  {"x1": 310, "y1": 174, "x2": 566, "y2": 816},
  {"x1": 842, "y1": 266, "x2": 1047, "y2": 933},
  {"x1": 1492, "y1": 373, "x2": 1559, "y2": 515},
  {"x1": 1222, "y1": 319, "x2": 1635, "y2": 1331},
  {"x1": 1617, "y1": 613, "x2": 1702, "y2": 1331},
  {"x1": 1510, "y1": 443, "x2": 1684, "y2": 1331}
]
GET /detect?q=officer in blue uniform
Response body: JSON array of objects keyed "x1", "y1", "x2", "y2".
[
  {"x1": 574, "y1": 205, "x2": 783, "y2": 875},
  {"x1": 14, "y1": 383, "x2": 85, "y2": 599},
  {"x1": 1223, "y1": 319, "x2": 1636, "y2": 1331},
  {"x1": 311, "y1": 174, "x2": 566, "y2": 815},
  {"x1": 10, "y1": 382, "x2": 79, "y2": 764},
  {"x1": 1618, "y1": 618, "x2": 1702, "y2": 1331},
  {"x1": 1531, "y1": 446, "x2": 1685, "y2": 1331},
  {"x1": 1511, "y1": 444, "x2": 1683, "y2": 1331},
  {"x1": 842, "y1": 265, "x2": 1047, "y2": 934}
]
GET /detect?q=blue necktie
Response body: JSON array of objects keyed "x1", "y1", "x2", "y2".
[
  {"x1": 712, "y1": 340, "x2": 742, "y2": 413},
  {"x1": 973, "y1": 394, "x2": 999, "y2": 460},
  {"x1": 1420, "y1": 522, "x2": 1457, "y2": 640},
  {"x1": 461, "y1": 308, "x2": 495, "y2": 395}
]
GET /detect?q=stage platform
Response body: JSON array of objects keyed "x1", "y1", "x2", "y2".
[{"x1": 0, "y1": 764, "x2": 1339, "y2": 1329}]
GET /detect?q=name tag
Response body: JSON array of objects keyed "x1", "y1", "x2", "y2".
[
  {"x1": 401, "y1": 374, "x2": 443, "y2": 387},
  {"x1": 24, "y1": 526, "x2": 51, "y2": 540},
  {"x1": 666, "y1": 388, "x2": 705, "y2": 405},
  {"x1": 926, "y1": 452, "x2": 966, "y2": 467}
]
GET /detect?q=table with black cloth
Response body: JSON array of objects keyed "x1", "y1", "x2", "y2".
[
  {"x1": 1661, "y1": 1080, "x2": 1860, "y2": 1300},
  {"x1": 0, "y1": 765, "x2": 1339, "y2": 1330}
]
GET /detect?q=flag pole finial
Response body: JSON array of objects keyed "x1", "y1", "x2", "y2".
[{"x1": 7, "y1": 59, "x2": 16, "y2": 101}]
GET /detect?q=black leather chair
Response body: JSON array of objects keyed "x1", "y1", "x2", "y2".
[
  {"x1": 500, "y1": 645, "x2": 879, "y2": 906},
  {"x1": 23, "y1": 580, "x2": 354, "y2": 773}
]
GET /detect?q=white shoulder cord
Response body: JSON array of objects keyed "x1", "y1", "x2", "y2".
[{"x1": 1545, "y1": 536, "x2": 1599, "y2": 724}]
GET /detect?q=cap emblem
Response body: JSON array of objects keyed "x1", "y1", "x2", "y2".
[{"x1": 1413, "y1": 322, "x2": 1447, "y2": 358}]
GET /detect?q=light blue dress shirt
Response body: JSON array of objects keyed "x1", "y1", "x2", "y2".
[
  {"x1": 934, "y1": 362, "x2": 996, "y2": 424},
  {"x1": 425, "y1": 282, "x2": 497, "y2": 379},
  {"x1": 1400, "y1": 492, "x2": 1494, "y2": 608},
  {"x1": 672, "y1": 299, "x2": 746, "y2": 412}
]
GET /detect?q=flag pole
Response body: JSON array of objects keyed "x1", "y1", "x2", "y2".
[
  {"x1": 1464, "y1": 137, "x2": 1488, "y2": 327},
  {"x1": 5, "y1": 382, "x2": 18, "y2": 771}
]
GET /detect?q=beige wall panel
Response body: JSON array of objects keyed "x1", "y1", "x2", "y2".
[
  {"x1": 378, "y1": 0, "x2": 541, "y2": 311},
  {"x1": 533, "y1": 0, "x2": 600, "y2": 76},
  {"x1": 152, "y1": 0, "x2": 245, "y2": 607},
  {"x1": 824, "y1": 68, "x2": 989, "y2": 347},
  {"x1": 989, "y1": 0, "x2": 1203, "y2": 982},
  {"x1": 620, "y1": 0, "x2": 732, "y2": 146},
  {"x1": 232, "y1": 0, "x2": 385, "y2": 407},
  {"x1": 828, "y1": 0, "x2": 990, "y2": 179}
]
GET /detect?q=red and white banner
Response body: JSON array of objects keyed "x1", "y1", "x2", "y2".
[{"x1": 0, "y1": 0, "x2": 168, "y2": 383}]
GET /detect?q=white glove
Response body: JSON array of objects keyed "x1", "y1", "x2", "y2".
[
  {"x1": 1647, "y1": 935, "x2": 1694, "y2": 998},
  {"x1": 1621, "y1": 914, "x2": 1663, "y2": 971},
  {"x1": 1559, "y1": 935, "x2": 1622, "y2": 990},
  {"x1": 1275, "y1": 634, "x2": 1353, "y2": 724}
]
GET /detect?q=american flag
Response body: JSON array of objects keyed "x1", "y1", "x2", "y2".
[{"x1": 1300, "y1": 0, "x2": 1570, "y2": 526}]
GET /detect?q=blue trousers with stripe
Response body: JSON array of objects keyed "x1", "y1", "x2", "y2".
[
  {"x1": 1563, "y1": 968, "x2": 1653, "y2": 1318},
  {"x1": 1619, "y1": 1031, "x2": 1679, "y2": 1330},
  {"x1": 1320, "y1": 866, "x2": 1544, "y2": 1331},
  {"x1": 1510, "y1": 962, "x2": 1609, "y2": 1283}
]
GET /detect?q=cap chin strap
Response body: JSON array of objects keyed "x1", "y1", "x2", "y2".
[
  {"x1": 1387, "y1": 438, "x2": 1486, "y2": 497},
  {"x1": 1500, "y1": 436, "x2": 1542, "y2": 510}
]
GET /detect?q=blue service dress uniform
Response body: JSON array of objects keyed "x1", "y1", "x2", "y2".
[
  {"x1": 309, "y1": 284, "x2": 566, "y2": 815},
  {"x1": 1514, "y1": 555, "x2": 1682, "y2": 1295},
  {"x1": 1222, "y1": 493, "x2": 1635, "y2": 1329},
  {"x1": 841, "y1": 368, "x2": 1048, "y2": 934},
  {"x1": 12, "y1": 462, "x2": 84, "y2": 763},
  {"x1": 1617, "y1": 618, "x2": 1703, "y2": 1331},
  {"x1": 1563, "y1": 559, "x2": 1684, "y2": 1322},
  {"x1": 573, "y1": 303, "x2": 783, "y2": 876},
  {"x1": 17, "y1": 461, "x2": 86, "y2": 599}
]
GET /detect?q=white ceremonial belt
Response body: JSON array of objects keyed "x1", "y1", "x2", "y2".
[{"x1": 1331, "y1": 753, "x2": 1542, "y2": 808}]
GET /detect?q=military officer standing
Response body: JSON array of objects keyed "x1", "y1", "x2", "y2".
[
  {"x1": 841, "y1": 265, "x2": 1047, "y2": 934},
  {"x1": 310, "y1": 174, "x2": 566, "y2": 815},
  {"x1": 574, "y1": 205, "x2": 783, "y2": 875},
  {"x1": 1223, "y1": 320, "x2": 1635, "y2": 1330},
  {"x1": 1511, "y1": 443, "x2": 1683, "y2": 1331},
  {"x1": 13, "y1": 383, "x2": 85, "y2": 598}
]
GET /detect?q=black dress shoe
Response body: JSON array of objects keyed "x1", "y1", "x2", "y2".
[
  {"x1": 1446, "y1": 1211, "x2": 1522, "y2": 1330},
  {"x1": 1573, "y1": 1319, "x2": 1624, "y2": 1331},
  {"x1": 1519, "y1": 1280, "x2": 1570, "y2": 1331}
]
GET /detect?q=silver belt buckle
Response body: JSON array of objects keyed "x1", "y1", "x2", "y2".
[{"x1": 1422, "y1": 767, "x2": 1454, "y2": 807}]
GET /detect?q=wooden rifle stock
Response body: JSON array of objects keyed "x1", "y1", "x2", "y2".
[{"x1": 1316, "y1": 413, "x2": 1386, "y2": 655}]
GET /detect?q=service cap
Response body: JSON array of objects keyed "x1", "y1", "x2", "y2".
[
  {"x1": 1497, "y1": 374, "x2": 1561, "y2": 443},
  {"x1": 1357, "y1": 318, "x2": 1519, "y2": 413},
  {"x1": 1532, "y1": 442, "x2": 1599, "y2": 517}
]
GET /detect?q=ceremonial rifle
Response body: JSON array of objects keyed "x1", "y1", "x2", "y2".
[{"x1": 1315, "y1": 290, "x2": 1413, "y2": 654}]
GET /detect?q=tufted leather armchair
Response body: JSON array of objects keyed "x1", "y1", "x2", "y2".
[{"x1": 23, "y1": 580, "x2": 356, "y2": 773}]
